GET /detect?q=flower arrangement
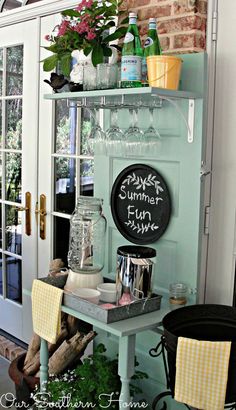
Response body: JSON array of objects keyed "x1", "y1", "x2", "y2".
[
  {"x1": 43, "y1": 0, "x2": 127, "y2": 77},
  {"x1": 33, "y1": 344, "x2": 148, "y2": 410}
]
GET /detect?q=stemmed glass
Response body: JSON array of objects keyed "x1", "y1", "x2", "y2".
[
  {"x1": 144, "y1": 108, "x2": 161, "y2": 155},
  {"x1": 88, "y1": 108, "x2": 106, "y2": 155},
  {"x1": 106, "y1": 109, "x2": 126, "y2": 156},
  {"x1": 124, "y1": 108, "x2": 144, "y2": 156}
]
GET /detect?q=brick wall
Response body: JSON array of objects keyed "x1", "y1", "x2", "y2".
[{"x1": 120, "y1": 0, "x2": 207, "y2": 54}]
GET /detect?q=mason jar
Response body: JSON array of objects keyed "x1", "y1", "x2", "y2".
[
  {"x1": 169, "y1": 283, "x2": 188, "y2": 309},
  {"x1": 67, "y1": 196, "x2": 107, "y2": 274}
]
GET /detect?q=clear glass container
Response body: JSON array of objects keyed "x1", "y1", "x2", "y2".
[
  {"x1": 67, "y1": 196, "x2": 107, "y2": 274},
  {"x1": 169, "y1": 283, "x2": 188, "y2": 309}
]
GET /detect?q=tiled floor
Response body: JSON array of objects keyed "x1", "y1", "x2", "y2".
[{"x1": 0, "y1": 356, "x2": 16, "y2": 409}]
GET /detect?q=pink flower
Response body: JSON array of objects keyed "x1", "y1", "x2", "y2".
[
  {"x1": 58, "y1": 20, "x2": 70, "y2": 36},
  {"x1": 95, "y1": 15, "x2": 104, "y2": 20},
  {"x1": 44, "y1": 34, "x2": 51, "y2": 41},
  {"x1": 76, "y1": 0, "x2": 93, "y2": 11},
  {"x1": 86, "y1": 0, "x2": 93, "y2": 8},
  {"x1": 86, "y1": 30, "x2": 96, "y2": 40},
  {"x1": 73, "y1": 20, "x2": 90, "y2": 34}
]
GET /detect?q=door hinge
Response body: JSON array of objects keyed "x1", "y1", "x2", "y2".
[
  {"x1": 204, "y1": 206, "x2": 211, "y2": 235},
  {"x1": 212, "y1": 10, "x2": 218, "y2": 41}
]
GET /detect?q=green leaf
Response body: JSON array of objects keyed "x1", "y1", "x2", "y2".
[
  {"x1": 44, "y1": 44, "x2": 58, "y2": 53},
  {"x1": 120, "y1": 16, "x2": 129, "y2": 25},
  {"x1": 59, "y1": 53, "x2": 71, "y2": 77},
  {"x1": 102, "y1": 45, "x2": 112, "y2": 57},
  {"x1": 91, "y1": 43, "x2": 104, "y2": 66},
  {"x1": 83, "y1": 46, "x2": 92, "y2": 57},
  {"x1": 61, "y1": 9, "x2": 80, "y2": 17},
  {"x1": 103, "y1": 26, "x2": 126, "y2": 42},
  {"x1": 100, "y1": 21, "x2": 116, "y2": 31},
  {"x1": 42, "y1": 54, "x2": 58, "y2": 72}
]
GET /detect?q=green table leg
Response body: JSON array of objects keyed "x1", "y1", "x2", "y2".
[
  {"x1": 40, "y1": 338, "x2": 48, "y2": 391},
  {"x1": 118, "y1": 334, "x2": 136, "y2": 409}
]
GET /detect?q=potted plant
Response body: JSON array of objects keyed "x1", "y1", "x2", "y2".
[
  {"x1": 32, "y1": 343, "x2": 148, "y2": 409},
  {"x1": 42, "y1": 0, "x2": 127, "y2": 78}
]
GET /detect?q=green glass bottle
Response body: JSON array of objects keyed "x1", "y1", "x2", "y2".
[
  {"x1": 142, "y1": 18, "x2": 162, "y2": 85},
  {"x1": 144, "y1": 18, "x2": 162, "y2": 57},
  {"x1": 121, "y1": 12, "x2": 143, "y2": 88}
]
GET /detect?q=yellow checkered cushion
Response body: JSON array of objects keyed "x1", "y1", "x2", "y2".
[
  {"x1": 174, "y1": 336, "x2": 231, "y2": 410},
  {"x1": 32, "y1": 279, "x2": 63, "y2": 344}
]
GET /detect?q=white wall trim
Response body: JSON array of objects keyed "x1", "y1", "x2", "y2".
[{"x1": 0, "y1": 0, "x2": 79, "y2": 27}]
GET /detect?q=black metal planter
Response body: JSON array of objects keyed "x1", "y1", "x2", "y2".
[{"x1": 150, "y1": 304, "x2": 236, "y2": 410}]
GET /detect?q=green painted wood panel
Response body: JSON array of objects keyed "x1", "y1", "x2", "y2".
[
  {"x1": 93, "y1": 53, "x2": 206, "y2": 409},
  {"x1": 95, "y1": 99, "x2": 204, "y2": 296}
]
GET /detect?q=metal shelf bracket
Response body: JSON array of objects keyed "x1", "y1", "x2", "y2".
[{"x1": 188, "y1": 99, "x2": 195, "y2": 143}]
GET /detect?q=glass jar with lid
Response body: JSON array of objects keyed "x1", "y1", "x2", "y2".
[
  {"x1": 169, "y1": 283, "x2": 188, "y2": 309},
  {"x1": 67, "y1": 196, "x2": 107, "y2": 274}
]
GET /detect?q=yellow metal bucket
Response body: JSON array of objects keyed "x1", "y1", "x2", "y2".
[{"x1": 147, "y1": 55, "x2": 182, "y2": 90}]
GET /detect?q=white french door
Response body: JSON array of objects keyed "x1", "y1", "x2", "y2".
[
  {"x1": 37, "y1": 15, "x2": 94, "y2": 279},
  {"x1": 0, "y1": 20, "x2": 39, "y2": 342}
]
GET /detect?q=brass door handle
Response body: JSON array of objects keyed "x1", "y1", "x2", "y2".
[
  {"x1": 35, "y1": 209, "x2": 47, "y2": 217},
  {"x1": 35, "y1": 194, "x2": 47, "y2": 240},
  {"x1": 15, "y1": 206, "x2": 29, "y2": 212},
  {"x1": 14, "y1": 192, "x2": 31, "y2": 236}
]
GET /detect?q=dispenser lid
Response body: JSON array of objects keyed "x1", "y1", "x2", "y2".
[{"x1": 117, "y1": 245, "x2": 156, "y2": 258}]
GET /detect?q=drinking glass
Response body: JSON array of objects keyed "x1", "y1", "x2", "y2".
[
  {"x1": 83, "y1": 65, "x2": 97, "y2": 91},
  {"x1": 88, "y1": 109, "x2": 106, "y2": 155},
  {"x1": 106, "y1": 109, "x2": 126, "y2": 156},
  {"x1": 96, "y1": 64, "x2": 118, "y2": 90},
  {"x1": 144, "y1": 108, "x2": 161, "y2": 154},
  {"x1": 124, "y1": 108, "x2": 144, "y2": 156}
]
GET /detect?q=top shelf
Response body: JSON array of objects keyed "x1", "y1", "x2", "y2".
[{"x1": 44, "y1": 87, "x2": 202, "y2": 108}]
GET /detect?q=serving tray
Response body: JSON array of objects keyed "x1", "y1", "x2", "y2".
[{"x1": 40, "y1": 275, "x2": 162, "y2": 324}]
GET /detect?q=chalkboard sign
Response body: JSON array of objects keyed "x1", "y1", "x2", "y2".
[{"x1": 110, "y1": 164, "x2": 171, "y2": 244}]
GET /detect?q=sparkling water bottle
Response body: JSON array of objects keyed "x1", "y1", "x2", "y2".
[
  {"x1": 121, "y1": 12, "x2": 143, "y2": 88},
  {"x1": 142, "y1": 18, "x2": 162, "y2": 84}
]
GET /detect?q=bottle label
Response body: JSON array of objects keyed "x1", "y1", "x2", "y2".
[
  {"x1": 129, "y1": 17, "x2": 137, "y2": 25},
  {"x1": 121, "y1": 56, "x2": 142, "y2": 82},
  {"x1": 144, "y1": 37, "x2": 154, "y2": 48},
  {"x1": 149, "y1": 23, "x2": 156, "y2": 30},
  {"x1": 124, "y1": 32, "x2": 134, "y2": 44}
]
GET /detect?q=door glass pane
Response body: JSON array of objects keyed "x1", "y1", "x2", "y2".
[
  {"x1": 54, "y1": 217, "x2": 70, "y2": 267},
  {"x1": 55, "y1": 100, "x2": 76, "y2": 155},
  {"x1": 6, "y1": 256, "x2": 22, "y2": 303},
  {"x1": 0, "y1": 253, "x2": 2, "y2": 295},
  {"x1": 5, "y1": 153, "x2": 22, "y2": 203},
  {"x1": 81, "y1": 110, "x2": 92, "y2": 155},
  {"x1": 2, "y1": 0, "x2": 22, "y2": 12},
  {"x1": 0, "y1": 48, "x2": 3, "y2": 96},
  {"x1": 6, "y1": 99, "x2": 22, "y2": 149},
  {"x1": 0, "y1": 101, "x2": 2, "y2": 148},
  {"x1": 5, "y1": 205, "x2": 22, "y2": 255},
  {"x1": 54, "y1": 157, "x2": 76, "y2": 213},
  {"x1": 0, "y1": 152, "x2": 2, "y2": 198},
  {"x1": 0, "y1": 204, "x2": 2, "y2": 249},
  {"x1": 80, "y1": 159, "x2": 94, "y2": 196},
  {"x1": 27, "y1": 0, "x2": 42, "y2": 3},
  {"x1": 6, "y1": 45, "x2": 23, "y2": 96}
]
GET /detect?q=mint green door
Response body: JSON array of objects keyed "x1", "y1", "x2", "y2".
[{"x1": 94, "y1": 54, "x2": 206, "y2": 408}]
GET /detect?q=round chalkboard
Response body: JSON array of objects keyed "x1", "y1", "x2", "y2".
[{"x1": 110, "y1": 164, "x2": 171, "y2": 244}]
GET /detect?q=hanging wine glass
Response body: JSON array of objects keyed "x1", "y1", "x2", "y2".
[
  {"x1": 124, "y1": 108, "x2": 144, "y2": 156},
  {"x1": 88, "y1": 108, "x2": 106, "y2": 155},
  {"x1": 106, "y1": 109, "x2": 126, "y2": 156},
  {"x1": 144, "y1": 108, "x2": 161, "y2": 155}
]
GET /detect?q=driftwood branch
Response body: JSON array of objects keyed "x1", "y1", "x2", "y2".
[
  {"x1": 42, "y1": 330, "x2": 96, "y2": 376},
  {"x1": 24, "y1": 333, "x2": 41, "y2": 368},
  {"x1": 23, "y1": 316, "x2": 68, "y2": 376}
]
